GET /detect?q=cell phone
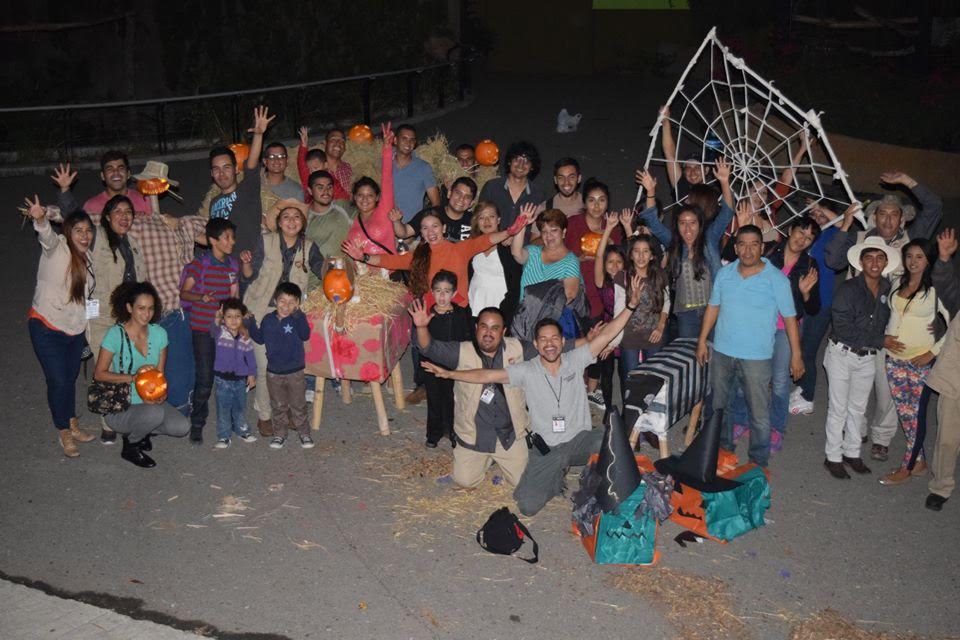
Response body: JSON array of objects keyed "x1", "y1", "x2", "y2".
[{"x1": 525, "y1": 431, "x2": 551, "y2": 455}]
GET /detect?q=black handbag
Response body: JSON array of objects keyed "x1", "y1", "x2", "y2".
[
  {"x1": 476, "y1": 507, "x2": 539, "y2": 563},
  {"x1": 87, "y1": 327, "x2": 134, "y2": 415}
]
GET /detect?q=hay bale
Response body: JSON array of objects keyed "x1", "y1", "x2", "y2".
[
  {"x1": 344, "y1": 140, "x2": 383, "y2": 185},
  {"x1": 303, "y1": 272, "x2": 408, "y2": 330},
  {"x1": 415, "y1": 133, "x2": 470, "y2": 190},
  {"x1": 475, "y1": 165, "x2": 500, "y2": 195}
]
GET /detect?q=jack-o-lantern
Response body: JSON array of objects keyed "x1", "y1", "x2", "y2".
[
  {"x1": 324, "y1": 268, "x2": 354, "y2": 304},
  {"x1": 580, "y1": 231, "x2": 603, "y2": 258},
  {"x1": 348, "y1": 124, "x2": 374, "y2": 144},
  {"x1": 228, "y1": 143, "x2": 250, "y2": 166},
  {"x1": 135, "y1": 367, "x2": 168, "y2": 404},
  {"x1": 136, "y1": 178, "x2": 170, "y2": 196},
  {"x1": 475, "y1": 139, "x2": 499, "y2": 166}
]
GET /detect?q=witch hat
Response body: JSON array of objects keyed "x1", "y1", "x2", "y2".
[
  {"x1": 655, "y1": 409, "x2": 741, "y2": 493},
  {"x1": 594, "y1": 408, "x2": 643, "y2": 514}
]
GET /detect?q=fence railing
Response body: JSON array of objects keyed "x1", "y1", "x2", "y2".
[{"x1": 0, "y1": 56, "x2": 474, "y2": 164}]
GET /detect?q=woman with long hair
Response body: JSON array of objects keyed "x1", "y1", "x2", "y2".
[
  {"x1": 94, "y1": 282, "x2": 190, "y2": 467},
  {"x1": 467, "y1": 202, "x2": 523, "y2": 325},
  {"x1": 25, "y1": 196, "x2": 97, "y2": 457},
  {"x1": 610, "y1": 234, "x2": 671, "y2": 402},
  {"x1": 344, "y1": 123, "x2": 396, "y2": 264},
  {"x1": 880, "y1": 239, "x2": 951, "y2": 485},
  {"x1": 636, "y1": 158, "x2": 734, "y2": 338}
]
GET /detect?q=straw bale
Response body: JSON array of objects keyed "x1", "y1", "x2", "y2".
[
  {"x1": 344, "y1": 140, "x2": 383, "y2": 184},
  {"x1": 303, "y1": 272, "x2": 408, "y2": 330}
]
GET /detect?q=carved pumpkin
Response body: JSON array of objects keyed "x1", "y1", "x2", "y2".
[
  {"x1": 580, "y1": 231, "x2": 603, "y2": 258},
  {"x1": 348, "y1": 124, "x2": 374, "y2": 144},
  {"x1": 475, "y1": 139, "x2": 499, "y2": 166},
  {"x1": 323, "y1": 268, "x2": 354, "y2": 304},
  {"x1": 135, "y1": 367, "x2": 168, "y2": 404},
  {"x1": 228, "y1": 143, "x2": 250, "y2": 166},
  {"x1": 136, "y1": 178, "x2": 170, "y2": 196}
]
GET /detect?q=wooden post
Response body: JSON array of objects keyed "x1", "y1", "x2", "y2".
[
  {"x1": 685, "y1": 401, "x2": 703, "y2": 447},
  {"x1": 370, "y1": 382, "x2": 390, "y2": 435},
  {"x1": 341, "y1": 380, "x2": 352, "y2": 404},
  {"x1": 391, "y1": 363, "x2": 405, "y2": 409},
  {"x1": 659, "y1": 436, "x2": 670, "y2": 460},
  {"x1": 310, "y1": 376, "x2": 324, "y2": 431},
  {"x1": 147, "y1": 194, "x2": 160, "y2": 215}
]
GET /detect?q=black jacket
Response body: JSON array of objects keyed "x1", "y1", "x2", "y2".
[{"x1": 765, "y1": 240, "x2": 821, "y2": 321}]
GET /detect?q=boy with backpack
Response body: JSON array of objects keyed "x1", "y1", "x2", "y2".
[{"x1": 180, "y1": 218, "x2": 241, "y2": 444}]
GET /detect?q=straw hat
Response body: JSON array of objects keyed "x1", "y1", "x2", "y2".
[
  {"x1": 264, "y1": 197, "x2": 309, "y2": 231},
  {"x1": 846, "y1": 236, "x2": 902, "y2": 276},
  {"x1": 132, "y1": 160, "x2": 179, "y2": 187},
  {"x1": 864, "y1": 194, "x2": 916, "y2": 229}
]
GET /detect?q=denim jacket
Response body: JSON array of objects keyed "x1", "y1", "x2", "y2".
[{"x1": 638, "y1": 200, "x2": 735, "y2": 280}]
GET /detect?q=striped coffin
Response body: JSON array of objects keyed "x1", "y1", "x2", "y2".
[{"x1": 622, "y1": 338, "x2": 709, "y2": 431}]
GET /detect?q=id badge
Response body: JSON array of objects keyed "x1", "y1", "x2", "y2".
[
  {"x1": 85, "y1": 299, "x2": 100, "y2": 320},
  {"x1": 480, "y1": 386, "x2": 495, "y2": 405},
  {"x1": 552, "y1": 415, "x2": 566, "y2": 433}
]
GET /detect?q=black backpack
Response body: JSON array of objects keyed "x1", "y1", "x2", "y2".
[{"x1": 476, "y1": 507, "x2": 539, "y2": 563}]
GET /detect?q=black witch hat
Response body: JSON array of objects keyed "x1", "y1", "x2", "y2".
[
  {"x1": 655, "y1": 409, "x2": 741, "y2": 493},
  {"x1": 594, "y1": 409, "x2": 643, "y2": 513}
]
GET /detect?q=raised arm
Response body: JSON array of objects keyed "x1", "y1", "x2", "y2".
[
  {"x1": 376, "y1": 123, "x2": 395, "y2": 215},
  {"x1": 24, "y1": 196, "x2": 60, "y2": 253},
  {"x1": 934, "y1": 228, "x2": 960, "y2": 316},
  {"x1": 882, "y1": 171, "x2": 943, "y2": 240},
  {"x1": 658, "y1": 105, "x2": 680, "y2": 189},
  {"x1": 421, "y1": 360, "x2": 509, "y2": 384},
  {"x1": 247, "y1": 105, "x2": 276, "y2": 171},
  {"x1": 297, "y1": 127, "x2": 311, "y2": 200},
  {"x1": 824, "y1": 203, "x2": 861, "y2": 271},
  {"x1": 588, "y1": 272, "x2": 644, "y2": 358},
  {"x1": 594, "y1": 211, "x2": 619, "y2": 288},
  {"x1": 510, "y1": 202, "x2": 538, "y2": 265}
]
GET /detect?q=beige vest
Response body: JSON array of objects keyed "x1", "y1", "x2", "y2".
[
  {"x1": 243, "y1": 233, "x2": 313, "y2": 321},
  {"x1": 88, "y1": 226, "x2": 146, "y2": 350},
  {"x1": 452, "y1": 337, "x2": 530, "y2": 446}
]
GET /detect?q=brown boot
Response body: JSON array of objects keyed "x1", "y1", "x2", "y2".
[
  {"x1": 58, "y1": 429, "x2": 79, "y2": 458},
  {"x1": 879, "y1": 466, "x2": 912, "y2": 486},
  {"x1": 257, "y1": 419, "x2": 273, "y2": 437},
  {"x1": 405, "y1": 386, "x2": 427, "y2": 405},
  {"x1": 69, "y1": 417, "x2": 96, "y2": 443}
]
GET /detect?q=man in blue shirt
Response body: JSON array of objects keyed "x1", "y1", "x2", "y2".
[
  {"x1": 696, "y1": 225, "x2": 804, "y2": 467},
  {"x1": 392, "y1": 124, "x2": 440, "y2": 223}
]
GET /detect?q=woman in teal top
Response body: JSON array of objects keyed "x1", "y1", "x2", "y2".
[
  {"x1": 94, "y1": 282, "x2": 189, "y2": 468},
  {"x1": 511, "y1": 205, "x2": 583, "y2": 302}
]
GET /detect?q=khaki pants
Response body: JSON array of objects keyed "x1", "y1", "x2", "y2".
[
  {"x1": 930, "y1": 394, "x2": 960, "y2": 499},
  {"x1": 253, "y1": 343, "x2": 271, "y2": 421},
  {"x1": 265, "y1": 370, "x2": 308, "y2": 439},
  {"x1": 453, "y1": 437, "x2": 528, "y2": 489}
]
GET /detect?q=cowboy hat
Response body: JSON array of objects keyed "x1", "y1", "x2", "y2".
[
  {"x1": 132, "y1": 160, "x2": 180, "y2": 187},
  {"x1": 846, "y1": 235, "x2": 902, "y2": 277},
  {"x1": 264, "y1": 198, "x2": 310, "y2": 231},
  {"x1": 864, "y1": 194, "x2": 916, "y2": 229}
]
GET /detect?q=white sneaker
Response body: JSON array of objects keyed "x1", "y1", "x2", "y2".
[
  {"x1": 789, "y1": 395, "x2": 814, "y2": 415},
  {"x1": 269, "y1": 436, "x2": 286, "y2": 449},
  {"x1": 214, "y1": 438, "x2": 230, "y2": 449},
  {"x1": 238, "y1": 433, "x2": 258, "y2": 444},
  {"x1": 299, "y1": 434, "x2": 315, "y2": 449},
  {"x1": 587, "y1": 389, "x2": 606, "y2": 411}
]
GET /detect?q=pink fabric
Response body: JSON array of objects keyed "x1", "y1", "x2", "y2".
[
  {"x1": 346, "y1": 145, "x2": 394, "y2": 255},
  {"x1": 776, "y1": 261, "x2": 796, "y2": 330},
  {"x1": 83, "y1": 189, "x2": 151, "y2": 216}
]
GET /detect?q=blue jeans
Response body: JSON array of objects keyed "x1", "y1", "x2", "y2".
[
  {"x1": 674, "y1": 307, "x2": 705, "y2": 339},
  {"x1": 712, "y1": 351, "x2": 773, "y2": 467},
  {"x1": 214, "y1": 376, "x2": 250, "y2": 440},
  {"x1": 798, "y1": 308, "x2": 831, "y2": 401},
  {"x1": 620, "y1": 346, "x2": 661, "y2": 405},
  {"x1": 769, "y1": 330, "x2": 792, "y2": 433},
  {"x1": 28, "y1": 318, "x2": 85, "y2": 430},
  {"x1": 190, "y1": 330, "x2": 215, "y2": 429},
  {"x1": 160, "y1": 310, "x2": 195, "y2": 415}
]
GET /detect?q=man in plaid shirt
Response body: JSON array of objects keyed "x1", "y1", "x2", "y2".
[{"x1": 54, "y1": 159, "x2": 206, "y2": 415}]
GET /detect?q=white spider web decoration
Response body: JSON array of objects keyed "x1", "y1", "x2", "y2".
[{"x1": 637, "y1": 27, "x2": 864, "y2": 234}]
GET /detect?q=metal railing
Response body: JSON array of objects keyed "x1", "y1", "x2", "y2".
[{"x1": 0, "y1": 56, "x2": 474, "y2": 163}]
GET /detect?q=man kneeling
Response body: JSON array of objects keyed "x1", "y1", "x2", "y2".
[{"x1": 422, "y1": 274, "x2": 643, "y2": 515}]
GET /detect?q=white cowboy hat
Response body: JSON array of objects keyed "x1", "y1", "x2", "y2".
[
  {"x1": 132, "y1": 160, "x2": 180, "y2": 187},
  {"x1": 847, "y1": 236, "x2": 901, "y2": 277},
  {"x1": 864, "y1": 194, "x2": 916, "y2": 229}
]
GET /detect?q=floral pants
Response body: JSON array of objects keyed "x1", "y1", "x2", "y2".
[{"x1": 885, "y1": 357, "x2": 933, "y2": 468}]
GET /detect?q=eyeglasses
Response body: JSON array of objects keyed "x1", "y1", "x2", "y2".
[{"x1": 265, "y1": 154, "x2": 287, "y2": 160}]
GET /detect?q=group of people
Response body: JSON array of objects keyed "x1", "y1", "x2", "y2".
[{"x1": 24, "y1": 103, "x2": 960, "y2": 515}]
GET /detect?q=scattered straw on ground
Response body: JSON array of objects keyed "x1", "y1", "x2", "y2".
[
  {"x1": 789, "y1": 610, "x2": 925, "y2": 640},
  {"x1": 608, "y1": 567, "x2": 747, "y2": 640}
]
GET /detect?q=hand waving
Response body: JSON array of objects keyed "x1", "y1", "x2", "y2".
[
  {"x1": 408, "y1": 298, "x2": 435, "y2": 328},
  {"x1": 248, "y1": 105, "x2": 275, "y2": 136},
  {"x1": 23, "y1": 195, "x2": 46, "y2": 221},
  {"x1": 798, "y1": 267, "x2": 819, "y2": 296},
  {"x1": 298, "y1": 126, "x2": 309, "y2": 146},
  {"x1": 937, "y1": 228, "x2": 958, "y2": 261},
  {"x1": 713, "y1": 157, "x2": 731, "y2": 183},
  {"x1": 50, "y1": 163, "x2": 77, "y2": 192}
]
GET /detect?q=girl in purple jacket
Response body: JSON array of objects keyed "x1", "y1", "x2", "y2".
[{"x1": 211, "y1": 298, "x2": 258, "y2": 448}]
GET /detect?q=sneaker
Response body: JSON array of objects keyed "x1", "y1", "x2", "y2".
[
  {"x1": 299, "y1": 434, "x2": 315, "y2": 449},
  {"x1": 214, "y1": 438, "x2": 230, "y2": 449},
  {"x1": 238, "y1": 432, "x2": 258, "y2": 444},
  {"x1": 587, "y1": 389, "x2": 606, "y2": 411},
  {"x1": 789, "y1": 395, "x2": 814, "y2": 416},
  {"x1": 269, "y1": 436, "x2": 286, "y2": 449},
  {"x1": 100, "y1": 428, "x2": 117, "y2": 445},
  {"x1": 189, "y1": 426, "x2": 203, "y2": 445}
]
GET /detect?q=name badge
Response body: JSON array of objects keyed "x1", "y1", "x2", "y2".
[
  {"x1": 85, "y1": 299, "x2": 100, "y2": 319},
  {"x1": 480, "y1": 386, "x2": 495, "y2": 405},
  {"x1": 552, "y1": 415, "x2": 566, "y2": 433}
]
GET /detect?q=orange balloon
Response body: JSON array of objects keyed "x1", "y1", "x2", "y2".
[
  {"x1": 348, "y1": 124, "x2": 374, "y2": 144},
  {"x1": 135, "y1": 367, "x2": 168, "y2": 404},
  {"x1": 323, "y1": 268, "x2": 354, "y2": 304},
  {"x1": 475, "y1": 139, "x2": 499, "y2": 166},
  {"x1": 580, "y1": 231, "x2": 603, "y2": 258},
  {"x1": 228, "y1": 143, "x2": 250, "y2": 166}
]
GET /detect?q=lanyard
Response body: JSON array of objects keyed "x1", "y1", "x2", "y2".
[
  {"x1": 543, "y1": 373, "x2": 562, "y2": 413},
  {"x1": 85, "y1": 256, "x2": 96, "y2": 297}
]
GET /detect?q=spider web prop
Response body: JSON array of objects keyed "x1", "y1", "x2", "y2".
[{"x1": 638, "y1": 27, "x2": 864, "y2": 234}]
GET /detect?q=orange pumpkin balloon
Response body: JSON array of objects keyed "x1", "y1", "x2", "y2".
[
  {"x1": 135, "y1": 367, "x2": 168, "y2": 404},
  {"x1": 323, "y1": 268, "x2": 354, "y2": 304},
  {"x1": 136, "y1": 178, "x2": 170, "y2": 196},
  {"x1": 475, "y1": 139, "x2": 499, "y2": 166},
  {"x1": 228, "y1": 143, "x2": 250, "y2": 166},
  {"x1": 348, "y1": 124, "x2": 374, "y2": 144},
  {"x1": 580, "y1": 231, "x2": 603, "y2": 258}
]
